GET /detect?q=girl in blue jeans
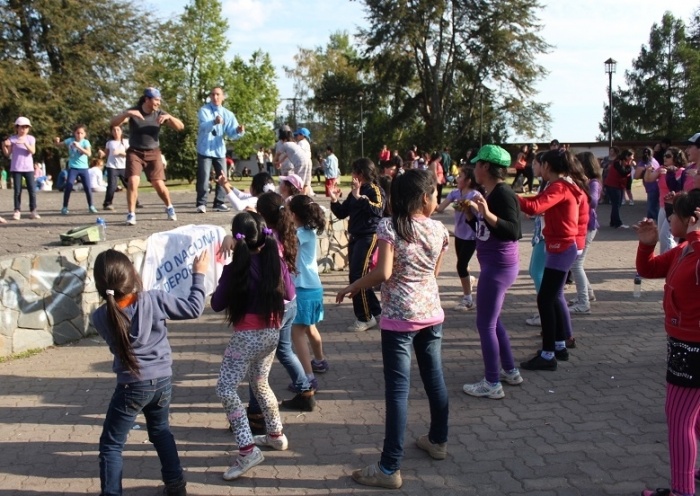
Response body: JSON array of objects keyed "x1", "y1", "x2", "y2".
[
  {"x1": 336, "y1": 169, "x2": 450, "y2": 490},
  {"x1": 91, "y1": 249, "x2": 208, "y2": 496}
]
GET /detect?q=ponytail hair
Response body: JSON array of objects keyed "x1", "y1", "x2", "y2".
[
  {"x1": 256, "y1": 192, "x2": 298, "y2": 273},
  {"x1": 541, "y1": 150, "x2": 590, "y2": 201},
  {"x1": 94, "y1": 249, "x2": 142, "y2": 377},
  {"x1": 288, "y1": 195, "x2": 326, "y2": 235},
  {"x1": 225, "y1": 212, "x2": 285, "y2": 327}
]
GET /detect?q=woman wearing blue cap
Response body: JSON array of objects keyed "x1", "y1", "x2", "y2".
[
  {"x1": 110, "y1": 87, "x2": 184, "y2": 225},
  {"x1": 461, "y1": 144, "x2": 523, "y2": 399}
]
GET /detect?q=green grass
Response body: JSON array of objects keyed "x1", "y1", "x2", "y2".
[{"x1": 0, "y1": 348, "x2": 45, "y2": 364}]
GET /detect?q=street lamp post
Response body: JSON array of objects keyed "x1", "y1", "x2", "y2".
[
  {"x1": 358, "y1": 91, "x2": 364, "y2": 157},
  {"x1": 604, "y1": 58, "x2": 617, "y2": 148}
]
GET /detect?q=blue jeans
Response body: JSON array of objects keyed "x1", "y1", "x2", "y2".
[
  {"x1": 99, "y1": 376, "x2": 183, "y2": 496},
  {"x1": 607, "y1": 187, "x2": 623, "y2": 227},
  {"x1": 646, "y1": 188, "x2": 660, "y2": 222},
  {"x1": 380, "y1": 326, "x2": 449, "y2": 472},
  {"x1": 249, "y1": 299, "x2": 310, "y2": 411},
  {"x1": 63, "y1": 168, "x2": 94, "y2": 208},
  {"x1": 11, "y1": 171, "x2": 36, "y2": 212},
  {"x1": 196, "y1": 154, "x2": 227, "y2": 208}
]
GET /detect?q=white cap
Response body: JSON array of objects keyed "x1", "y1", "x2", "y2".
[
  {"x1": 14, "y1": 116, "x2": 31, "y2": 127},
  {"x1": 685, "y1": 133, "x2": 700, "y2": 146}
]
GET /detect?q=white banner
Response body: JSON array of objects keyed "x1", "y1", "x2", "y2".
[{"x1": 141, "y1": 224, "x2": 228, "y2": 298}]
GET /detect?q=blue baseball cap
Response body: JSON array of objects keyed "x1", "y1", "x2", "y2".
[
  {"x1": 144, "y1": 87, "x2": 162, "y2": 99},
  {"x1": 294, "y1": 127, "x2": 311, "y2": 139}
]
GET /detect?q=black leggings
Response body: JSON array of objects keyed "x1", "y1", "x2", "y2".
[
  {"x1": 454, "y1": 237, "x2": 476, "y2": 278},
  {"x1": 523, "y1": 165, "x2": 535, "y2": 191},
  {"x1": 537, "y1": 267, "x2": 568, "y2": 352}
]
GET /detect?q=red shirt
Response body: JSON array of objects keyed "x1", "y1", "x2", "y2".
[
  {"x1": 518, "y1": 178, "x2": 589, "y2": 253},
  {"x1": 636, "y1": 231, "x2": 700, "y2": 342},
  {"x1": 604, "y1": 160, "x2": 631, "y2": 190},
  {"x1": 379, "y1": 149, "x2": 391, "y2": 162}
]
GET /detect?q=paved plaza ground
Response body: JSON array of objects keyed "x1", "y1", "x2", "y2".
[{"x1": 0, "y1": 183, "x2": 675, "y2": 495}]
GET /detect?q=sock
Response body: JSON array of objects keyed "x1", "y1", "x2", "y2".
[
  {"x1": 239, "y1": 444, "x2": 255, "y2": 455},
  {"x1": 554, "y1": 341, "x2": 566, "y2": 351},
  {"x1": 378, "y1": 462, "x2": 395, "y2": 475},
  {"x1": 463, "y1": 294, "x2": 473, "y2": 303},
  {"x1": 269, "y1": 432, "x2": 283, "y2": 439},
  {"x1": 306, "y1": 372, "x2": 315, "y2": 381},
  {"x1": 540, "y1": 350, "x2": 555, "y2": 360}
]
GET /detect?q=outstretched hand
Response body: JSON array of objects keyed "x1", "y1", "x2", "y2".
[
  {"x1": 192, "y1": 250, "x2": 210, "y2": 274},
  {"x1": 218, "y1": 235, "x2": 235, "y2": 258},
  {"x1": 633, "y1": 218, "x2": 659, "y2": 247}
]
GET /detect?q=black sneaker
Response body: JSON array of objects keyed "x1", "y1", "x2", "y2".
[
  {"x1": 280, "y1": 391, "x2": 316, "y2": 412},
  {"x1": 163, "y1": 478, "x2": 186, "y2": 496},
  {"x1": 520, "y1": 353, "x2": 558, "y2": 371},
  {"x1": 537, "y1": 348, "x2": 569, "y2": 361}
]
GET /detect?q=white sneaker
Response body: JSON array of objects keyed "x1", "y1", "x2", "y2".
[
  {"x1": 462, "y1": 378, "x2": 504, "y2": 399},
  {"x1": 253, "y1": 434, "x2": 288, "y2": 451},
  {"x1": 525, "y1": 314, "x2": 541, "y2": 326},
  {"x1": 12, "y1": 211, "x2": 20, "y2": 220},
  {"x1": 346, "y1": 316, "x2": 377, "y2": 332},
  {"x1": 499, "y1": 368, "x2": 524, "y2": 385},
  {"x1": 629, "y1": 200, "x2": 635, "y2": 206},
  {"x1": 569, "y1": 304, "x2": 591, "y2": 314},
  {"x1": 453, "y1": 298, "x2": 474, "y2": 312},
  {"x1": 30, "y1": 211, "x2": 40, "y2": 219},
  {"x1": 196, "y1": 205, "x2": 206, "y2": 214},
  {"x1": 126, "y1": 212, "x2": 136, "y2": 225},
  {"x1": 166, "y1": 206, "x2": 177, "y2": 221},
  {"x1": 222, "y1": 447, "x2": 264, "y2": 480}
]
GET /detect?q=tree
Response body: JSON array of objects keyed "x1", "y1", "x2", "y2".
[
  {"x1": 143, "y1": 0, "x2": 277, "y2": 181},
  {"x1": 0, "y1": 0, "x2": 153, "y2": 176},
  {"x1": 598, "y1": 12, "x2": 698, "y2": 141},
  {"x1": 357, "y1": 0, "x2": 551, "y2": 150}
]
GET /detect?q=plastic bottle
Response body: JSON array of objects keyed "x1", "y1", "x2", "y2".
[
  {"x1": 633, "y1": 275, "x2": 642, "y2": 298},
  {"x1": 96, "y1": 217, "x2": 106, "y2": 241}
]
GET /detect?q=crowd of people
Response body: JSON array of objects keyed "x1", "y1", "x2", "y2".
[{"x1": 5, "y1": 89, "x2": 700, "y2": 495}]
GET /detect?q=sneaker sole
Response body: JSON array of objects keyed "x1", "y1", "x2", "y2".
[
  {"x1": 351, "y1": 470, "x2": 402, "y2": 489},
  {"x1": 500, "y1": 376, "x2": 524, "y2": 386},
  {"x1": 462, "y1": 386, "x2": 505, "y2": 399},
  {"x1": 222, "y1": 453, "x2": 264, "y2": 480}
]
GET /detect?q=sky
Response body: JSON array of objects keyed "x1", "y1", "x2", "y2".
[{"x1": 150, "y1": 0, "x2": 699, "y2": 143}]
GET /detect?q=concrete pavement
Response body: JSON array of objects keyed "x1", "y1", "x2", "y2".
[{"x1": 0, "y1": 184, "x2": 673, "y2": 495}]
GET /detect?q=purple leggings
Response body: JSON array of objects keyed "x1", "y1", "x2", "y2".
[{"x1": 475, "y1": 261, "x2": 519, "y2": 383}]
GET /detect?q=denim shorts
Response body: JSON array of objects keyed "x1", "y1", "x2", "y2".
[{"x1": 293, "y1": 287, "x2": 324, "y2": 325}]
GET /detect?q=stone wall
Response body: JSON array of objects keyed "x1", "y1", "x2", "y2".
[{"x1": 0, "y1": 213, "x2": 348, "y2": 358}]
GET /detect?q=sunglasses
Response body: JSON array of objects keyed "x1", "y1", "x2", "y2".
[
  {"x1": 15, "y1": 125, "x2": 29, "y2": 129},
  {"x1": 664, "y1": 153, "x2": 673, "y2": 158}
]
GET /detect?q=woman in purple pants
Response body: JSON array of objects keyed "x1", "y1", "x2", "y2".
[{"x1": 461, "y1": 145, "x2": 523, "y2": 399}]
